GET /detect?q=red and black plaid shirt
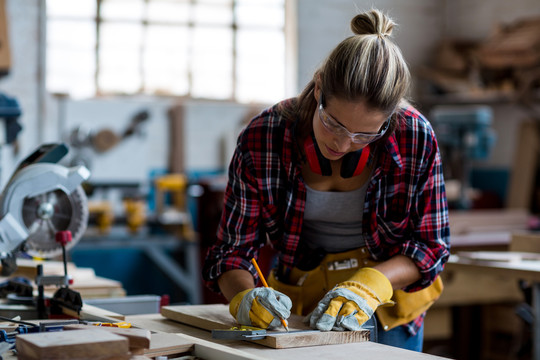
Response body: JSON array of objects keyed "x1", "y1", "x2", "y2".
[{"x1": 203, "y1": 99, "x2": 450, "y2": 335}]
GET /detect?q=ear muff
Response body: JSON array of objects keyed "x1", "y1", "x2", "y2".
[
  {"x1": 341, "y1": 146, "x2": 370, "y2": 178},
  {"x1": 303, "y1": 133, "x2": 370, "y2": 178},
  {"x1": 304, "y1": 133, "x2": 332, "y2": 176}
]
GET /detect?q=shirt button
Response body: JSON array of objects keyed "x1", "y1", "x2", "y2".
[
  {"x1": 361, "y1": 248, "x2": 366, "y2": 254},
  {"x1": 363, "y1": 260, "x2": 369, "y2": 265},
  {"x1": 384, "y1": 325, "x2": 389, "y2": 330}
]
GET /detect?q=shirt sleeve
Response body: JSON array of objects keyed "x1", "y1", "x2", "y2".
[
  {"x1": 202, "y1": 132, "x2": 266, "y2": 293},
  {"x1": 400, "y1": 118, "x2": 450, "y2": 291}
]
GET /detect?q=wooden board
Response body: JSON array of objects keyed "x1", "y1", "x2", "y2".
[
  {"x1": 144, "y1": 333, "x2": 264, "y2": 360},
  {"x1": 0, "y1": 258, "x2": 126, "y2": 299},
  {"x1": 511, "y1": 232, "x2": 540, "y2": 253},
  {"x1": 448, "y1": 209, "x2": 529, "y2": 235},
  {"x1": 507, "y1": 120, "x2": 539, "y2": 209},
  {"x1": 64, "y1": 324, "x2": 151, "y2": 349},
  {"x1": 160, "y1": 304, "x2": 369, "y2": 349},
  {"x1": 144, "y1": 333, "x2": 194, "y2": 357},
  {"x1": 456, "y1": 250, "x2": 540, "y2": 263},
  {"x1": 16, "y1": 329, "x2": 130, "y2": 360}
]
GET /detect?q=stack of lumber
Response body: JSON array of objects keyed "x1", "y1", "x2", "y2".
[
  {"x1": 0, "y1": 258, "x2": 126, "y2": 299},
  {"x1": 419, "y1": 16, "x2": 540, "y2": 101},
  {"x1": 477, "y1": 16, "x2": 540, "y2": 69}
]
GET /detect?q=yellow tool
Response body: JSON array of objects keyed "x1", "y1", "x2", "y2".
[
  {"x1": 89, "y1": 321, "x2": 131, "y2": 328},
  {"x1": 123, "y1": 198, "x2": 146, "y2": 234},
  {"x1": 88, "y1": 201, "x2": 114, "y2": 234},
  {"x1": 154, "y1": 173, "x2": 195, "y2": 241},
  {"x1": 154, "y1": 174, "x2": 188, "y2": 213}
]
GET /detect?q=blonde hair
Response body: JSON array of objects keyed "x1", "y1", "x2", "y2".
[
  {"x1": 290, "y1": 9, "x2": 410, "y2": 140},
  {"x1": 320, "y1": 9, "x2": 409, "y2": 112}
]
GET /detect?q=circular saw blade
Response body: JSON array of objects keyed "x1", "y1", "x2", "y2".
[{"x1": 21, "y1": 186, "x2": 88, "y2": 258}]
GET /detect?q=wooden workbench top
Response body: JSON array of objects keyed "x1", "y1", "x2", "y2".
[{"x1": 125, "y1": 312, "x2": 451, "y2": 360}]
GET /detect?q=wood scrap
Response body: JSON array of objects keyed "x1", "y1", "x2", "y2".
[
  {"x1": 161, "y1": 304, "x2": 370, "y2": 349},
  {"x1": 510, "y1": 232, "x2": 540, "y2": 253},
  {"x1": 456, "y1": 250, "x2": 540, "y2": 263},
  {"x1": 143, "y1": 332, "x2": 194, "y2": 357},
  {"x1": 64, "y1": 303, "x2": 126, "y2": 322},
  {"x1": 16, "y1": 329, "x2": 130, "y2": 360},
  {"x1": 507, "y1": 120, "x2": 540, "y2": 210},
  {"x1": 448, "y1": 208, "x2": 529, "y2": 235},
  {"x1": 64, "y1": 323, "x2": 151, "y2": 349}
]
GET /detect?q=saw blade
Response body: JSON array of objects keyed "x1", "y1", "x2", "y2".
[{"x1": 21, "y1": 186, "x2": 88, "y2": 258}]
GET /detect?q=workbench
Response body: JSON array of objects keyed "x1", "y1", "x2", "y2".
[
  {"x1": 124, "y1": 311, "x2": 451, "y2": 360},
  {"x1": 445, "y1": 252, "x2": 540, "y2": 360},
  {"x1": 0, "y1": 306, "x2": 451, "y2": 359}
]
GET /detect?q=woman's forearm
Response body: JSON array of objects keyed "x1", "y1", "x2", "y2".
[
  {"x1": 218, "y1": 269, "x2": 256, "y2": 301},
  {"x1": 373, "y1": 254, "x2": 421, "y2": 290}
]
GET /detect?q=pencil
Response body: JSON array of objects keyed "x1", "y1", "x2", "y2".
[{"x1": 250, "y1": 258, "x2": 289, "y2": 332}]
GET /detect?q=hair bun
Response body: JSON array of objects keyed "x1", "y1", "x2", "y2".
[{"x1": 351, "y1": 9, "x2": 395, "y2": 38}]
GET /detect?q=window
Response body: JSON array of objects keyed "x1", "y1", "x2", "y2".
[{"x1": 46, "y1": 0, "x2": 286, "y2": 103}]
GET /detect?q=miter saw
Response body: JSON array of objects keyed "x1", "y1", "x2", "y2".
[{"x1": 0, "y1": 143, "x2": 90, "y2": 275}]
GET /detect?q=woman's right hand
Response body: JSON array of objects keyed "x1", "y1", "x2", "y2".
[{"x1": 229, "y1": 287, "x2": 292, "y2": 329}]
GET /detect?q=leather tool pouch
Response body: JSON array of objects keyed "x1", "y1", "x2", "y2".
[{"x1": 375, "y1": 275, "x2": 444, "y2": 331}]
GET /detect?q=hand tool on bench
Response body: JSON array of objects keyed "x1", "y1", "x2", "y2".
[{"x1": 211, "y1": 326, "x2": 321, "y2": 341}]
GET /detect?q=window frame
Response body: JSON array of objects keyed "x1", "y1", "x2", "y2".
[{"x1": 46, "y1": 0, "x2": 293, "y2": 103}]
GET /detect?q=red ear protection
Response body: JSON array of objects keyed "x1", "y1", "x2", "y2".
[{"x1": 303, "y1": 133, "x2": 370, "y2": 178}]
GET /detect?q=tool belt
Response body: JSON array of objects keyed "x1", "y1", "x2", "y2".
[{"x1": 267, "y1": 247, "x2": 443, "y2": 331}]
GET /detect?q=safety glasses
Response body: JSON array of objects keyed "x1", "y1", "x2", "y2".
[{"x1": 318, "y1": 93, "x2": 389, "y2": 145}]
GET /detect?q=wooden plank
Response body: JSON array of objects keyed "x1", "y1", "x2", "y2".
[
  {"x1": 0, "y1": 0, "x2": 11, "y2": 73},
  {"x1": 64, "y1": 324, "x2": 151, "y2": 349},
  {"x1": 144, "y1": 332, "x2": 265, "y2": 360},
  {"x1": 456, "y1": 250, "x2": 540, "y2": 262},
  {"x1": 511, "y1": 232, "x2": 540, "y2": 253},
  {"x1": 507, "y1": 120, "x2": 539, "y2": 209},
  {"x1": 447, "y1": 256, "x2": 540, "y2": 283},
  {"x1": 61, "y1": 303, "x2": 126, "y2": 322},
  {"x1": 16, "y1": 329, "x2": 130, "y2": 360},
  {"x1": 143, "y1": 333, "x2": 194, "y2": 357},
  {"x1": 160, "y1": 304, "x2": 369, "y2": 349},
  {"x1": 448, "y1": 209, "x2": 529, "y2": 235}
]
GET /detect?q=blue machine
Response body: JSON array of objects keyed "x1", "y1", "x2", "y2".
[
  {"x1": 431, "y1": 105, "x2": 497, "y2": 209},
  {"x1": 0, "y1": 92, "x2": 22, "y2": 144}
]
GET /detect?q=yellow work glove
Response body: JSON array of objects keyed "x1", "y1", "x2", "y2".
[
  {"x1": 229, "y1": 287, "x2": 292, "y2": 329},
  {"x1": 307, "y1": 267, "x2": 393, "y2": 331}
]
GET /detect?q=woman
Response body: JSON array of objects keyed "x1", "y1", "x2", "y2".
[{"x1": 202, "y1": 9, "x2": 450, "y2": 351}]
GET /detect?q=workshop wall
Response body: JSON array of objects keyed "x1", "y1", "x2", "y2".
[
  {"x1": 0, "y1": 0, "x2": 538, "y2": 187},
  {"x1": 0, "y1": 0, "x2": 42, "y2": 186},
  {"x1": 58, "y1": 97, "x2": 262, "y2": 183},
  {"x1": 446, "y1": 0, "x2": 540, "y2": 40},
  {"x1": 296, "y1": 0, "x2": 444, "y2": 93}
]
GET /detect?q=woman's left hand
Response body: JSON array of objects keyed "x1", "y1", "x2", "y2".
[{"x1": 307, "y1": 267, "x2": 393, "y2": 331}]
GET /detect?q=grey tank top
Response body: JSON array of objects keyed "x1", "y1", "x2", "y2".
[{"x1": 301, "y1": 181, "x2": 368, "y2": 253}]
